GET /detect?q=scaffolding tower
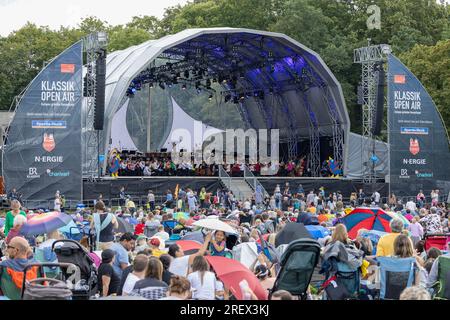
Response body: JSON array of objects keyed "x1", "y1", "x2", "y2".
[
  {"x1": 82, "y1": 32, "x2": 108, "y2": 178},
  {"x1": 354, "y1": 42, "x2": 391, "y2": 184}
]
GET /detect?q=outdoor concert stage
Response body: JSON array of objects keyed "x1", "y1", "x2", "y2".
[{"x1": 3, "y1": 28, "x2": 450, "y2": 203}]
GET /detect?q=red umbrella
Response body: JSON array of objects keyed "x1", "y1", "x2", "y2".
[
  {"x1": 205, "y1": 256, "x2": 268, "y2": 300},
  {"x1": 176, "y1": 240, "x2": 202, "y2": 252}
]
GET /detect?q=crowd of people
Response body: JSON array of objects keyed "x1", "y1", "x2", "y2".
[
  {"x1": 108, "y1": 151, "x2": 341, "y2": 178},
  {"x1": 0, "y1": 183, "x2": 448, "y2": 300}
]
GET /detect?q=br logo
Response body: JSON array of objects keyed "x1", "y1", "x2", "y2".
[
  {"x1": 43, "y1": 133, "x2": 56, "y2": 152},
  {"x1": 409, "y1": 138, "x2": 420, "y2": 156}
]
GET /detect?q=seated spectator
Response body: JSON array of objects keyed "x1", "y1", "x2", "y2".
[
  {"x1": 130, "y1": 257, "x2": 168, "y2": 300},
  {"x1": 399, "y1": 286, "x2": 431, "y2": 300},
  {"x1": 376, "y1": 219, "x2": 403, "y2": 257},
  {"x1": 159, "y1": 275, "x2": 191, "y2": 300},
  {"x1": 98, "y1": 249, "x2": 121, "y2": 297},
  {"x1": 122, "y1": 254, "x2": 149, "y2": 296},
  {"x1": 271, "y1": 290, "x2": 293, "y2": 300}
]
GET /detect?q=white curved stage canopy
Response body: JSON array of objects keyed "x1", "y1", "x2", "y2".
[{"x1": 100, "y1": 28, "x2": 350, "y2": 175}]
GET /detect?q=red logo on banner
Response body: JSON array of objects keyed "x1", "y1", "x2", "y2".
[
  {"x1": 60, "y1": 64, "x2": 75, "y2": 73},
  {"x1": 43, "y1": 133, "x2": 56, "y2": 152},
  {"x1": 394, "y1": 75, "x2": 406, "y2": 84},
  {"x1": 409, "y1": 138, "x2": 420, "y2": 155}
]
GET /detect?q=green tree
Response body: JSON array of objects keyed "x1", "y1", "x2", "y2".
[{"x1": 400, "y1": 40, "x2": 450, "y2": 134}]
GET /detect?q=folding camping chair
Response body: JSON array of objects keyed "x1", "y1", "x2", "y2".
[
  {"x1": 377, "y1": 256, "x2": 416, "y2": 300},
  {"x1": 432, "y1": 255, "x2": 450, "y2": 300},
  {"x1": 424, "y1": 234, "x2": 450, "y2": 251}
]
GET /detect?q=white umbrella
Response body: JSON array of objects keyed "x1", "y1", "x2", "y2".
[{"x1": 193, "y1": 219, "x2": 237, "y2": 234}]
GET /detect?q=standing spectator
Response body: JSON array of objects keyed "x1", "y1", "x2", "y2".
[
  {"x1": 7, "y1": 188, "x2": 21, "y2": 204},
  {"x1": 431, "y1": 190, "x2": 439, "y2": 206},
  {"x1": 389, "y1": 193, "x2": 397, "y2": 209},
  {"x1": 408, "y1": 216, "x2": 424, "y2": 246},
  {"x1": 54, "y1": 194, "x2": 62, "y2": 212},
  {"x1": 165, "y1": 190, "x2": 174, "y2": 209},
  {"x1": 406, "y1": 198, "x2": 417, "y2": 213},
  {"x1": 119, "y1": 187, "x2": 126, "y2": 206},
  {"x1": 420, "y1": 207, "x2": 443, "y2": 235},
  {"x1": 90, "y1": 201, "x2": 118, "y2": 251},
  {"x1": 4, "y1": 200, "x2": 27, "y2": 236},
  {"x1": 98, "y1": 249, "x2": 121, "y2": 297},
  {"x1": 358, "y1": 189, "x2": 365, "y2": 206},
  {"x1": 372, "y1": 190, "x2": 381, "y2": 206},
  {"x1": 416, "y1": 190, "x2": 425, "y2": 209},
  {"x1": 147, "y1": 190, "x2": 155, "y2": 211}
]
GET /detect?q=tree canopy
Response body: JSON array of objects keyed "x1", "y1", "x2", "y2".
[{"x1": 0, "y1": 0, "x2": 448, "y2": 132}]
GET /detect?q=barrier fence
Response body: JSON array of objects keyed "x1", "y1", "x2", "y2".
[{"x1": 0, "y1": 193, "x2": 447, "y2": 212}]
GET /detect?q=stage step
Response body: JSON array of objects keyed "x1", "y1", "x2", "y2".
[{"x1": 230, "y1": 178, "x2": 254, "y2": 201}]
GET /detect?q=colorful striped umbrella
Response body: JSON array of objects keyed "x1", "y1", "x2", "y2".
[
  {"x1": 21, "y1": 211, "x2": 72, "y2": 236},
  {"x1": 343, "y1": 207, "x2": 392, "y2": 239}
]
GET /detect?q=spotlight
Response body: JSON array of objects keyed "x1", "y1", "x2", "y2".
[
  {"x1": 209, "y1": 94, "x2": 213, "y2": 101},
  {"x1": 239, "y1": 93, "x2": 245, "y2": 101},
  {"x1": 149, "y1": 82, "x2": 154, "y2": 88},
  {"x1": 197, "y1": 88, "x2": 202, "y2": 94},
  {"x1": 176, "y1": 72, "x2": 181, "y2": 79},
  {"x1": 159, "y1": 82, "x2": 166, "y2": 90},
  {"x1": 239, "y1": 72, "x2": 245, "y2": 79},
  {"x1": 182, "y1": 84, "x2": 187, "y2": 90}
]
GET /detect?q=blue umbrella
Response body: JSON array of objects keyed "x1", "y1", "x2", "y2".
[
  {"x1": 305, "y1": 225, "x2": 331, "y2": 239},
  {"x1": 21, "y1": 211, "x2": 72, "y2": 236},
  {"x1": 58, "y1": 220, "x2": 81, "y2": 235},
  {"x1": 0, "y1": 218, "x2": 5, "y2": 228}
]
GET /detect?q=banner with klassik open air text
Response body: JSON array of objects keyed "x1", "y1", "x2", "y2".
[{"x1": 3, "y1": 41, "x2": 83, "y2": 201}]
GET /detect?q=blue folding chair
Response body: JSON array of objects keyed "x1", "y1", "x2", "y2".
[{"x1": 377, "y1": 257, "x2": 416, "y2": 300}]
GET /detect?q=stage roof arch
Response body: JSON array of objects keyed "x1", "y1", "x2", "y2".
[{"x1": 101, "y1": 27, "x2": 350, "y2": 173}]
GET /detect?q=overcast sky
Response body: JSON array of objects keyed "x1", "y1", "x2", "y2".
[{"x1": 0, "y1": 0, "x2": 189, "y2": 36}]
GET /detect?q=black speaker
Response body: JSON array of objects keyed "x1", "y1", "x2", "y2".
[
  {"x1": 94, "y1": 49, "x2": 107, "y2": 130},
  {"x1": 373, "y1": 62, "x2": 385, "y2": 136}
]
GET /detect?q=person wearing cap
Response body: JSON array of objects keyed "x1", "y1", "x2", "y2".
[
  {"x1": 149, "y1": 237, "x2": 166, "y2": 258},
  {"x1": 98, "y1": 249, "x2": 121, "y2": 297}
]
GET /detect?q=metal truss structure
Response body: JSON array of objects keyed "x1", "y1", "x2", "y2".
[
  {"x1": 82, "y1": 32, "x2": 108, "y2": 178},
  {"x1": 354, "y1": 43, "x2": 391, "y2": 183}
]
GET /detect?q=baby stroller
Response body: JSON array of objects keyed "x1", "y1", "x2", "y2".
[
  {"x1": 269, "y1": 239, "x2": 321, "y2": 300},
  {"x1": 424, "y1": 233, "x2": 450, "y2": 251},
  {"x1": 21, "y1": 263, "x2": 74, "y2": 300},
  {"x1": 52, "y1": 240, "x2": 98, "y2": 300}
]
